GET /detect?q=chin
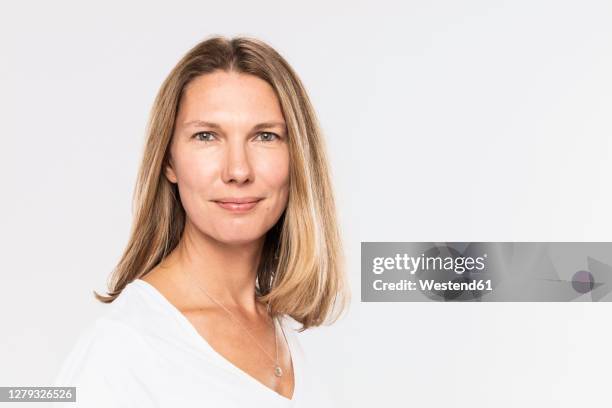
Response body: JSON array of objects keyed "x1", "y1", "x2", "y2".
[{"x1": 212, "y1": 231, "x2": 265, "y2": 246}]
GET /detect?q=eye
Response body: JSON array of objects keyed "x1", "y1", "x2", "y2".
[
  {"x1": 193, "y1": 131, "x2": 216, "y2": 142},
  {"x1": 256, "y1": 132, "x2": 279, "y2": 142}
]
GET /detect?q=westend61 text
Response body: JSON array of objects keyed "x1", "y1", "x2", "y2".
[{"x1": 373, "y1": 279, "x2": 493, "y2": 291}]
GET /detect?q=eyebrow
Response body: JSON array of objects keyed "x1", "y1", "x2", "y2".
[{"x1": 182, "y1": 120, "x2": 287, "y2": 132}]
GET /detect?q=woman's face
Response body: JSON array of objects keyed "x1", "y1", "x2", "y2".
[{"x1": 166, "y1": 70, "x2": 290, "y2": 246}]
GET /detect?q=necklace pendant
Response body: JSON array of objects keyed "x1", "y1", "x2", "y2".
[{"x1": 274, "y1": 365, "x2": 283, "y2": 377}]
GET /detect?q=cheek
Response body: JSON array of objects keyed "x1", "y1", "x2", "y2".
[
  {"x1": 257, "y1": 151, "x2": 290, "y2": 194},
  {"x1": 174, "y1": 151, "x2": 216, "y2": 199}
]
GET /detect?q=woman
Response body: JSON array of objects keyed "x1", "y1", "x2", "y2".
[{"x1": 53, "y1": 35, "x2": 351, "y2": 407}]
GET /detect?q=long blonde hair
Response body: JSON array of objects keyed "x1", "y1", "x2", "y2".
[{"x1": 94, "y1": 35, "x2": 350, "y2": 331}]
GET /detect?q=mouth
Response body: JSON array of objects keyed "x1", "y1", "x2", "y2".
[{"x1": 212, "y1": 198, "x2": 263, "y2": 212}]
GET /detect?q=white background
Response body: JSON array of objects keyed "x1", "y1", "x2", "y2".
[{"x1": 1, "y1": 0, "x2": 611, "y2": 406}]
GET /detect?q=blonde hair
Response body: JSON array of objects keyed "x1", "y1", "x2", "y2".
[{"x1": 94, "y1": 35, "x2": 351, "y2": 331}]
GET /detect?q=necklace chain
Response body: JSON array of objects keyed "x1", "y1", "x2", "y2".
[{"x1": 184, "y1": 268, "x2": 284, "y2": 377}]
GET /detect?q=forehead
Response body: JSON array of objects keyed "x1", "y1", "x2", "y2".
[{"x1": 177, "y1": 71, "x2": 284, "y2": 123}]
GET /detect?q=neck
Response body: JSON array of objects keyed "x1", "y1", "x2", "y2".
[{"x1": 165, "y1": 219, "x2": 266, "y2": 317}]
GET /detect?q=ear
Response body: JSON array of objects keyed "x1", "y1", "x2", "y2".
[{"x1": 164, "y1": 157, "x2": 178, "y2": 184}]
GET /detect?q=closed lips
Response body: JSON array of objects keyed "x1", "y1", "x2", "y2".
[
  {"x1": 214, "y1": 198, "x2": 262, "y2": 204},
  {"x1": 214, "y1": 198, "x2": 262, "y2": 212}
]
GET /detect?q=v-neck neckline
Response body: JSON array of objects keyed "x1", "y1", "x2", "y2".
[{"x1": 131, "y1": 278, "x2": 300, "y2": 404}]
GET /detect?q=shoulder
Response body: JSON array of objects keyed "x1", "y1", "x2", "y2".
[
  {"x1": 279, "y1": 316, "x2": 339, "y2": 407},
  {"x1": 55, "y1": 281, "x2": 160, "y2": 383},
  {"x1": 53, "y1": 305, "x2": 157, "y2": 406},
  {"x1": 54, "y1": 317, "x2": 146, "y2": 382}
]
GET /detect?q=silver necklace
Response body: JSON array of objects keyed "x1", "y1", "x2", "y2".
[{"x1": 184, "y1": 268, "x2": 284, "y2": 378}]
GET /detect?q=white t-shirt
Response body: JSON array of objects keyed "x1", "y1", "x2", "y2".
[{"x1": 53, "y1": 279, "x2": 336, "y2": 407}]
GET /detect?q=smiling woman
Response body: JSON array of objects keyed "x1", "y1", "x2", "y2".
[
  {"x1": 53, "y1": 35, "x2": 350, "y2": 408},
  {"x1": 165, "y1": 70, "x2": 291, "y2": 246}
]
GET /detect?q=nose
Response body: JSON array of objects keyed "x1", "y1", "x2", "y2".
[{"x1": 221, "y1": 137, "x2": 253, "y2": 184}]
